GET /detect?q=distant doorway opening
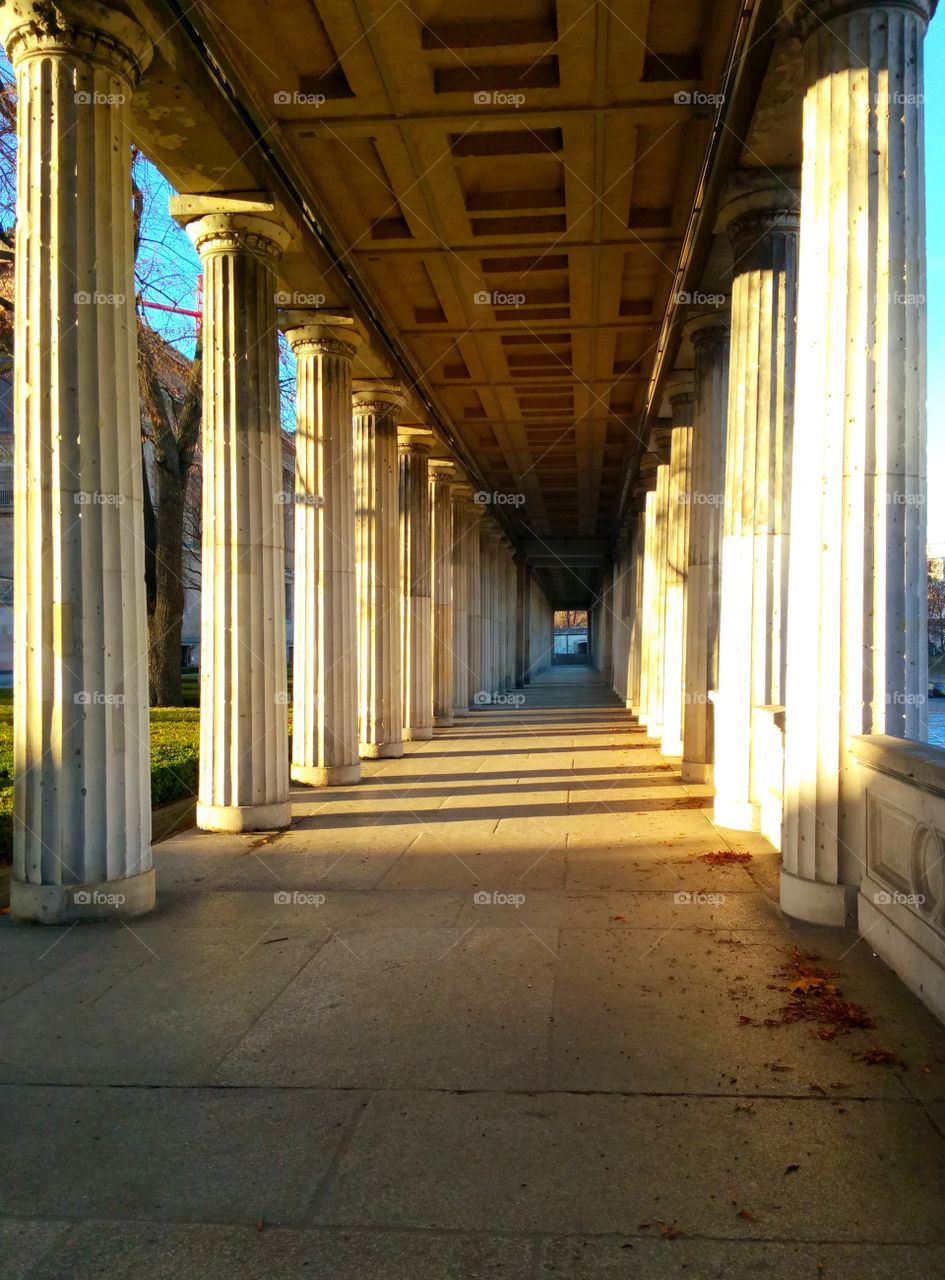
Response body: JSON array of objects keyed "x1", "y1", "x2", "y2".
[{"x1": 553, "y1": 609, "x2": 589, "y2": 665}]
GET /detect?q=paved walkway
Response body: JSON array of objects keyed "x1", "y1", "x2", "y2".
[{"x1": 3, "y1": 668, "x2": 945, "y2": 1278}]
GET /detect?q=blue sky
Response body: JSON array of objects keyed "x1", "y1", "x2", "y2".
[{"x1": 925, "y1": 17, "x2": 945, "y2": 551}]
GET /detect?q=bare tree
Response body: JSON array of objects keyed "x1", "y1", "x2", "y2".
[
  {"x1": 138, "y1": 320, "x2": 202, "y2": 704},
  {"x1": 929, "y1": 558, "x2": 945, "y2": 660}
]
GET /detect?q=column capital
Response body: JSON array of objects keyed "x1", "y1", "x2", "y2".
[
  {"x1": 281, "y1": 310, "x2": 361, "y2": 360},
  {"x1": 429, "y1": 458, "x2": 457, "y2": 485},
  {"x1": 718, "y1": 178, "x2": 800, "y2": 264},
  {"x1": 0, "y1": 1, "x2": 152, "y2": 79},
  {"x1": 649, "y1": 421, "x2": 674, "y2": 464},
  {"x1": 784, "y1": 0, "x2": 935, "y2": 43},
  {"x1": 451, "y1": 482, "x2": 476, "y2": 503},
  {"x1": 684, "y1": 310, "x2": 730, "y2": 351},
  {"x1": 170, "y1": 194, "x2": 292, "y2": 263},
  {"x1": 352, "y1": 380, "x2": 405, "y2": 419},
  {"x1": 398, "y1": 425, "x2": 435, "y2": 454}
]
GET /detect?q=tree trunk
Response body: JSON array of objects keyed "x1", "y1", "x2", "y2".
[{"x1": 148, "y1": 463, "x2": 186, "y2": 706}]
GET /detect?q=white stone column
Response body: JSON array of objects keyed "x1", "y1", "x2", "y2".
[
  {"x1": 4, "y1": 2, "x2": 154, "y2": 921},
  {"x1": 354, "y1": 383, "x2": 405, "y2": 758},
  {"x1": 628, "y1": 505, "x2": 648, "y2": 714},
  {"x1": 515, "y1": 554, "x2": 529, "y2": 689},
  {"x1": 451, "y1": 484, "x2": 474, "y2": 718},
  {"x1": 491, "y1": 535, "x2": 507, "y2": 693},
  {"x1": 681, "y1": 313, "x2": 730, "y2": 783},
  {"x1": 645, "y1": 436, "x2": 672, "y2": 739},
  {"x1": 478, "y1": 525, "x2": 496, "y2": 702},
  {"x1": 780, "y1": 0, "x2": 931, "y2": 924},
  {"x1": 282, "y1": 313, "x2": 362, "y2": 786},
  {"x1": 638, "y1": 485, "x2": 658, "y2": 728},
  {"x1": 661, "y1": 382, "x2": 695, "y2": 758},
  {"x1": 172, "y1": 196, "x2": 292, "y2": 833},
  {"x1": 429, "y1": 460, "x2": 455, "y2": 727},
  {"x1": 399, "y1": 428, "x2": 435, "y2": 741},
  {"x1": 499, "y1": 541, "x2": 513, "y2": 691},
  {"x1": 466, "y1": 503, "x2": 483, "y2": 705},
  {"x1": 713, "y1": 185, "x2": 799, "y2": 829}
]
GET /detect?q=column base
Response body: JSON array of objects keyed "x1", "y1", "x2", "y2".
[
  {"x1": 12, "y1": 866, "x2": 156, "y2": 925},
  {"x1": 359, "y1": 741, "x2": 404, "y2": 759},
  {"x1": 453, "y1": 706, "x2": 471, "y2": 719},
  {"x1": 433, "y1": 715, "x2": 454, "y2": 728},
  {"x1": 681, "y1": 760, "x2": 712, "y2": 784},
  {"x1": 780, "y1": 867, "x2": 857, "y2": 927},
  {"x1": 404, "y1": 726, "x2": 433, "y2": 741},
  {"x1": 291, "y1": 763, "x2": 361, "y2": 787},
  {"x1": 197, "y1": 800, "x2": 292, "y2": 833},
  {"x1": 712, "y1": 796, "x2": 759, "y2": 832}
]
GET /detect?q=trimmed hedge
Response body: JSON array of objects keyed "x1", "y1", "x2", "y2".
[{"x1": 0, "y1": 706, "x2": 201, "y2": 865}]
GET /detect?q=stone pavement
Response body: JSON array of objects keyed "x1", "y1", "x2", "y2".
[{"x1": 2, "y1": 667, "x2": 945, "y2": 1278}]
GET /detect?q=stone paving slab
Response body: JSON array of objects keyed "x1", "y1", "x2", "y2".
[
  {"x1": 12, "y1": 1221, "x2": 535, "y2": 1280},
  {"x1": 0, "y1": 1085, "x2": 361, "y2": 1225},
  {"x1": 214, "y1": 926, "x2": 558, "y2": 1090},
  {"x1": 313, "y1": 1090, "x2": 945, "y2": 1241},
  {"x1": 539, "y1": 1237, "x2": 945, "y2": 1278},
  {"x1": 0, "y1": 933, "x2": 328, "y2": 1086}
]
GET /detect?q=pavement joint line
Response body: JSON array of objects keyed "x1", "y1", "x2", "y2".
[{"x1": 2, "y1": 1214, "x2": 944, "y2": 1247}]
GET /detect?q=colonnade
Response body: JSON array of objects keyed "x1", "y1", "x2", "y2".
[
  {"x1": 0, "y1": 0, "x2": 547, "y2": 922},
  {"x1": 604, "y1": 0, "x2": 933, "y2": 926}
]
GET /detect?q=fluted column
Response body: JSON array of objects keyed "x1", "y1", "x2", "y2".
[
  {"x1": 478, "y1": 525, "x2": 496, "y2": 702},
  {"x1": 661, "y1": 382, "x2": 695, "y2": 757},
  {"x1": 780, "y1": 0, "x2": 931, "y2": 923},
  {"x1": 399, "y1": 428, "x2": 434, "y2": 741},
  {"x1": 282, "y1": 313, "x2": 362, "y2": 786},
  {"x1": 515, "y1": 555, "x2": 529, "y2": 688},
  {"x1": 451, "y1": 484, "x2": 474, "y2": 717},
  {"x1": 3, "y1": 2, "x2": 154, "y2": 921},
  {"x1": 466, "y1": 504, "x2": 483, "y2": 704},
  {"x1": 611, "y1": 531, "x2": 630, "y2": 703},
  {"x1": 628, "y1": 505, "x2": 647, "y2": 713},
  {"x1": 681, "y1": 314, "x2": 730, "y2": 782},
  {"x1": 429, "y1": 461, "x2": 455, "y2": 727},
  {"x1": 354, "y1": 383, "x2": 405, "y2": 758},
  {"x1": 638, "y1": 484, "x2": 658, "y2": 727},
  {"x1": 491, "y1": 535, "x2": 506, "y2": 692},
  {"x1": 713, "y1": 185, "x2": 799, "y2": 829},
  {"x1": 172, "y1": 197, "x2": 292, "y2": 832},
  {"x1": 645, "y1": 434, "x2": 672, "y2": 738}
]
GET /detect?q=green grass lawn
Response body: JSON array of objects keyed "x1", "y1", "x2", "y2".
[
  {"x1": 0, "y1": 704, "x2": 201, "y2": 864},
  {"x1": 0, "y1": 671, "x2": 296, "y2": 863}
]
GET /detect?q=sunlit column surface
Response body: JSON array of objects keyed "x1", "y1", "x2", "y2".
[
  {"x1": 781, "y1": 0, "x2": 930, "y2": 923},
  {"x1": 610, "y1": 535, "x2": 628, "y2": 703},
  {"x1": 645, "y1": 437, "x2": 672, "y2": 739},
  {"x1": 479, "y1": 525, "x2": 497, "y2": 700},
  {"x1": 638, "y1": 484, "x2": 658, "y2": 728},
  {"x1": 713, "y1": 185, "x2": 799, "y2": 830},
  {"x1": 451, "y1": 484, "x2": 474, "y2": 717},
  {"x1": 627, "y1": 506, "x2": 647, "y2": 714},
  {"x1": 430, "y1": 460, "x2": 455, "y2": 728},
  {"x1": 681, "y1": 314, "x2": 730, "y2": 783},
  {"x1": 282, "y1": 313, "x2": 362, "y2": 786},
  {"x1": 661, "y1": 382, "x2": 695, "y2": 757},
  {"x1": 399, "y1": 427, "x2": 435, "y2": 741},
  {"x1": 4, "y1": 2, "x2": 155, "y2": 920},
  {"x1": 173, "y1": 195, "x2": 292, "y2": 833},
  {"x1": 354, "y1": 383, "x2": 405, "y2": 759}
]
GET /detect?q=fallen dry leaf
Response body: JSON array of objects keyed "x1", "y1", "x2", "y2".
[
  {"x1": 701, "y1": 850, "x2": 753, "y2": 865},
  {"x1": 853, "y1": 1046, "x2": 907, "y2": 1069}
]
